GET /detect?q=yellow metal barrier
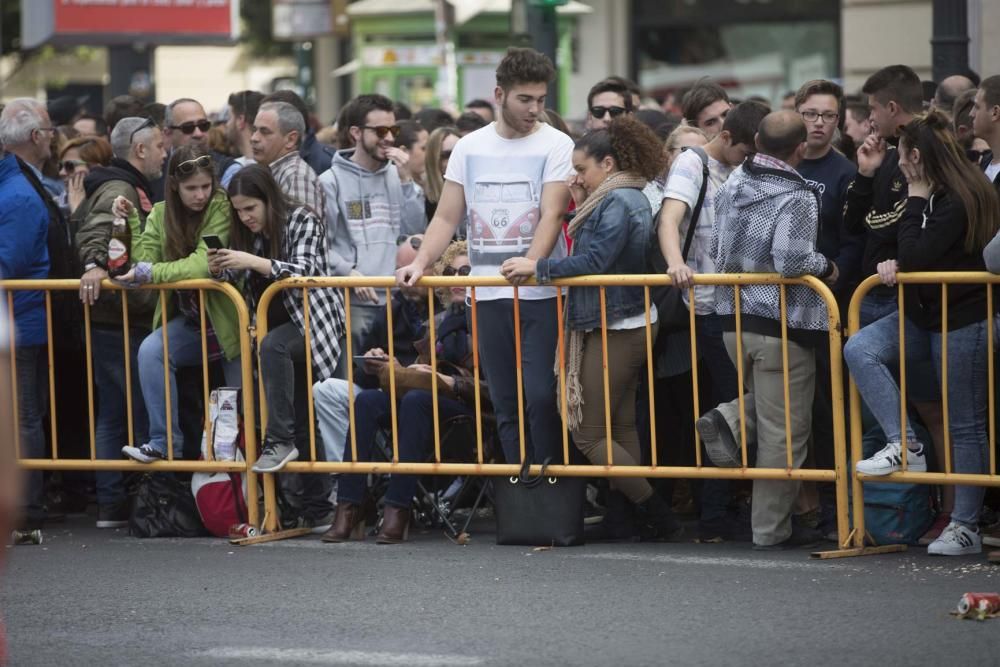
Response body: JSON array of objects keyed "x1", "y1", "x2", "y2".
[
  {"x1": 2, "y1": 279, "x2": 259, "y2": 529},
  {"x1": 847, "y1": 272, "x2": 1000, "y2": 552},
  {"x1": 256, "y1": 273, "x2": 852, "y2": 550}
]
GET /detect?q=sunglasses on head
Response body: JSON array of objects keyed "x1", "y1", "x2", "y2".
[
  {"x1": 363, "y1": 125, "x2": 402, "y2": 139},
  {"x1": 396, "y1": 234, "x2": 422, "y2": 250},
  {"x1": 590, "y1": 106, "x2": 627, "y2": 120},
  {"x1": 442, "y1": 264, "x2": 471, "y2": 277},
  {"x1": 60, "y1": 159, "x2": 87, "y2": 173},
  {"x1": 173, "y1": 154, "x2": 213, "y2": 176},
  {"x1": 129, "y1": 117, "x2": 156, "y2": 145},
  {"x1": 169, "y1": 119, "x2": 212, "y2": 135}
]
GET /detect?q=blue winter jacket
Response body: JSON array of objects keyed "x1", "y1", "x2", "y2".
[
  {"x1": 0, "y1": 153, "x2": 50, "y2": 346},
  {"x1": 536, "y1": 187, "x2": 652, "y2": 331}
]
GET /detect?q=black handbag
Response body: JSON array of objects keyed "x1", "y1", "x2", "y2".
[
  {"x1": 129, "y1": 473, "x2": 208, "y2": 538},
  {"x1": 651, "y1": 146, "x2": 710, "y2": 335},
  {"x1": 493, "y1": 458, "x2": 586, "y2": 547}
]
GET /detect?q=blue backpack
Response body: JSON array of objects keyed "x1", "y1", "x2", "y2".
[{"x1": 853, "y1": 424, "x2": 936, "y2": 546}]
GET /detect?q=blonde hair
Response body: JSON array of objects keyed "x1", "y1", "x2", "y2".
[
  {"x1": 424, "y1": 126, "x2": 461, "y2": 204},
  {"x1": 664, "y1": 123, "x2": 708, "y2": 155},
  {"x1": 434, "y1": 240, "x2": 468, "y2": 308}
]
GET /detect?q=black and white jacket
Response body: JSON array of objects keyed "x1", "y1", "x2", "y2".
[
  {"x1": 711, "y1": 153, "x2": 834, "y2": 346},
  {"x1": 229, "y1": 206, "x2": 346, "y2": 381}
]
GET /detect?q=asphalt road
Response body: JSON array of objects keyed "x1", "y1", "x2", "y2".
[{"x1": 4, "y1": 516, "x2": 1000, "y2": 666}]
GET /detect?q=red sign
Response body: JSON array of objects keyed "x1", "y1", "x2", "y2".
[{"x1": 51, "y1": 0, "x2": 237, "y2": 38}]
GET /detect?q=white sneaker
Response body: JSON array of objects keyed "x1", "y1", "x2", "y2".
[
  {"x1": 855, "y1": 441, "x2": 927, "y2": 476},
  {"x1": 927, "y1": 522, "x2": 981, "y2": 556}
]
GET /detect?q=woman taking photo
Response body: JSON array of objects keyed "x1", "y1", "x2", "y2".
[
  {"x1": 845, "y1": 110, "x2": 1000, "y2": 556},
  {"x1": 115, "y1": 145, "x2": 241, "y2": 463},
  {"x1": 209, "y1": 164, "x2": 346, "y2": 473},
  {"x1": 500, "y1": 117, "x2": 682, "y2": 541},
  {"x1": 59, "y1": 135, "x2": 113, "y2": 216}
]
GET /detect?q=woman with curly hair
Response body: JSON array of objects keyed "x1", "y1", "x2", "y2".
[{"x1": 500, "y1": 116, "x2": 682, "y2": 541}]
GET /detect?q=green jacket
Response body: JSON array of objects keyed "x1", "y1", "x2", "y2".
[
  {"x1": 129, "y1": 190, "x2": 241, "y2": 360},
  {"x1": 74, "y1": 178, "x2": 156, "y2": 328}
]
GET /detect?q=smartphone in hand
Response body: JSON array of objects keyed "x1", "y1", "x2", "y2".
[{"x1": 202, "y1": 234, "x2": 224, "y2": 250}]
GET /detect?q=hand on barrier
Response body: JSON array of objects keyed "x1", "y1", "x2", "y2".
[
  {"x1": 112, "y1": 195, "x2": 134, "y2": 219},
  {"x1": 113, "y1": 262, "x2": 152, "y2": 288},
  {"x1": 79, "y1": 266, "x2": 108, "y2": 305},
  {"x1": 394, "y1": 262, "x2": 424, "y2": 288},
  {"x1": 667, "y1": 262, "x2": 696, "y2": 291},
  {"x1": 349, "y1": 269, "x2": 379, "y2": 303},
  {"x1": 856, "y1": 134, "x2": 886, "y2": 178},
  {"x1": 877, "y1": 259, "x2": 899, "y2": 286},
  {"x1": 500, "y1": 257, "x2": 537, "y2": 283}
]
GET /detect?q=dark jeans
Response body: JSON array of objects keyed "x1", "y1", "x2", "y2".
[
  {"x1": 91, "y1": 326, "x2": 149, "y2": 505},
  {"x1": 17, "y1": 345, "x2": 48, "y2": 526},
  {"x1": 260, "y1": 321, "x2": 305, "y2": 447},
  {"x1": 696, "y1": 314, "x2": 739, "y2": 523},
  {"x1": 475, "y1": 298, "x2": 561, "y2": 464},
  {"x1": 338, "y1": 388, "x2": 473, "y2": 508}
]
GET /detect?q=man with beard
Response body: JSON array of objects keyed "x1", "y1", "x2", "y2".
[
  {"x1": 222, "y1": 89, "x2": 264, "y2": 187},
  {"x1": 396, "y1": 48, "x2": 573, "y2": 466},
  {"x1": 74, "y1": 116, "x2": 164, "y2": 527},
  {"x1": 320, "y1": 93, "x2": 424, "y2": 356}
]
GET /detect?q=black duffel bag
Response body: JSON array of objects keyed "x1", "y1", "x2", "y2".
[
  {"x1": 129, "y1": 473, "x2": 207, "y2": 538},
  {"x1": 493, "y1": 458, "x2": 586, "y2": 547}
]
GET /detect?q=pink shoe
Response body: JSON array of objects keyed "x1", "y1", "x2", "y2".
[{"x1": 918, "y1": 512, "x2": 951, "y2": 546}]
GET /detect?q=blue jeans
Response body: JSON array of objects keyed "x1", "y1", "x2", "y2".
[
  {"x1": 138, "y1": 317, "x2": 241, "y2": 457},
  {"x1": 337, "y1": 388, "x2": 473, "y2": 508},
  {"x1": 92, "y1": 327, "x2": 149, "y2": 504},
  {"x1": 16, "y1": 345, "x2": 48, "y2": 526},
  {"x1": 844, "y1": 312, "x2": 988, "y2": 528},
  {"x1": 858, "y1": 292, "x2": 938, "y2": 403},
  {"x1": 475, "y1": 298, "x2": 561, "y2": 465},
  {"x1": 696, "y1": 315, "x2": 739, "y2": 524}
]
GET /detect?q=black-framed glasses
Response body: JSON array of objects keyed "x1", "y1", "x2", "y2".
[
  {"x1": 800, "y1": 110, "x2": 839, "y2": 124},
  {"x1": 442, "y1": 264, "x2": 471, "y2": 277},
  {"x1": 173, "y1": 154, "x2": 212, "y2": 176},
  {"x1": 60, "y1": 159, "x2": 87, "y2": 173},
  {"x1": 396, "y1": 234, "x2": 422, "y2": 250},
  {"x1": 129, "y1": 117, "x2": 156, "y2": 145},
  {"x1": 362, "y1": 125, "x2": 401, "y2": 139},
  {"x1": 169, "y1": 119, "x2": 211, "y2": 135},
  {"x1": 589, "y1": 106, "x2": 627, "y2": 120},
  {"x1": 440, "y1": 149, "x2": 453, "y2": 159}
]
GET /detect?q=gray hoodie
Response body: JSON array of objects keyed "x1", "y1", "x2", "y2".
[{"x1": 319, "y1": 150, "x2": 426, "y2": 302}]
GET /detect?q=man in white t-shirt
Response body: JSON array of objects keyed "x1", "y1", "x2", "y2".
[
  {"x1": 397, "y1": 47, "x2": 573, "y2": 464},
  {"x1": 656, "y1": 100, "x2": 769, "y2": 542}
]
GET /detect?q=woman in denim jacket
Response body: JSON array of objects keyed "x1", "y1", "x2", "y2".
[{"x1": 501, "y1": 117, "x2": 681, "y2": 540}]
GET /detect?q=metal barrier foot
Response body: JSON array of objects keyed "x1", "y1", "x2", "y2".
[
  {"x1": 230, "y1": 527, "x2": 313, "y2": 546},
  {"x1": 810, "y1": 544, "x2": 908, "y2": 559}
]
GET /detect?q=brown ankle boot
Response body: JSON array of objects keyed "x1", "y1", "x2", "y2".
[
  {"x1": 376, "y1": 505, "x2": 411, "y2": 544},
  {"x1": 321, "y1": 502, "x2": 365, "y2": 542}
]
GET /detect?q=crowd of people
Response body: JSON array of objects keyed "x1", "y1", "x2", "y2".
[{"x1": 1, "y1": 47, "x2": 999, "y2": 562}]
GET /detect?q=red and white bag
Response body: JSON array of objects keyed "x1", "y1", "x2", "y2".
[{"x1": 191, "y1": 388, "x2": 249, "y2": 537}]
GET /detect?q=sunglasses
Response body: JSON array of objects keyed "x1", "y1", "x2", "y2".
[
  {"x1": 363, "y1": 125, "x2": 401, "y2": 139},
  {"x1": 173, "y1": 154, "x2": 213, "y2": 176},
  {"x1": 396, "y1": 234, "x2": 422, "y2": 250},
  {"x1": 442, "y1": 264, "x2": 471, "y2": 277},
  {"x1": 440, "y1": 149, "x2": 453, "y2": 159},
  {"x1": 169, "y1": 119, "x2": 211, "y2": 135},
  {"x1": 60, "y1": 159, "x2": 87, "y2": 173},
  {"x1": 128, "y1": 117, "x2": 156, "y2": 145},
  {"x1": 590, "y1": 106, "x2": 628, "y2": 120}
]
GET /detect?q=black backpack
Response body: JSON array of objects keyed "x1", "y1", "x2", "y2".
[{"x1": 129, "y1": 473, "x2": 207, "y2": 538}]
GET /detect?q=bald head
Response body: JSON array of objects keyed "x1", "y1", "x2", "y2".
[
  {"x1": 934, "y1": 75, "x2": 976, "y2": 116},
  {"x1": 755, "y1": 110, "x2": 807, "y2": 164}
]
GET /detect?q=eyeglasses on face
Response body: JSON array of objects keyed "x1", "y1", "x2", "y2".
[
  {"x1": 442, "y1": 264, "x2": 471, "y2": 276},
  {"x1": 589, "y1": 106, "x2": 627, "y2": 120},
  {"x1": 362, "y1": 125, "x2": 402, "y2": 139},
  {"x1": 396, "y1": 234, "x2": 422, "y2": 250},
  {"x1": 800, "y1": 110, "x2": 839, "y2": 124},
  {"x1": 129, "y1": 117, "x2": 156, "y2": 145},
  {"x1": 173, "y1": 154, "x2": 213, "y2": 176},
  {"x1": 170, "y1": 119, "x2": 212, "y2": 135}
]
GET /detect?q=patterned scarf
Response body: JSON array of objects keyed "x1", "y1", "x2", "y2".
[{"x1": 559, "y1": 171, "x2": 649, "y2": 431}]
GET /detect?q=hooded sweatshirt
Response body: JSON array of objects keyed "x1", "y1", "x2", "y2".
[
  {"x1": 319, "y1": 149, "x2": 425, "y2": 304},
  {"x1": 712, "y1": 153, "x2": 834, "y2": 346}
]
